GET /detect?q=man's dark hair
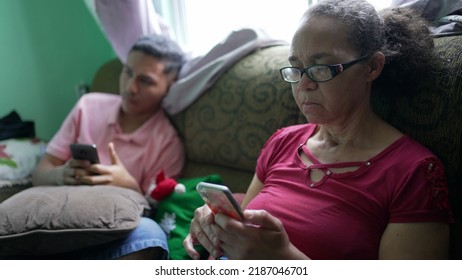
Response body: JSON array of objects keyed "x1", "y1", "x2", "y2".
[{"x1": 131, "y1": 34, "x2": 184, "y2": 80}]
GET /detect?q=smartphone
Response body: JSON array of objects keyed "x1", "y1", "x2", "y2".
[
  {"x1": 196, "y1": 182, "x2": 244, "y2": 221},
  {"x1": 70, "y1": 143, "x2": 100, "y2": 164}
]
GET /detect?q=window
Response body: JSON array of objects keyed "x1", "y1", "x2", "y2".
[
  {"x1": 181, "y1": 0, "x2": 309, "y2": 55},
  {"x1": 156, "y1": 0, "x2": 393, "y2": 56}
]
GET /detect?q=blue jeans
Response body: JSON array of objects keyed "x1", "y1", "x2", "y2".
[
  {"x1": 70, "y1": 217, "x2": 169, "y2": 260},
  {"x1": 2, "y1": 217, "x2": 168, "y2": 260}
]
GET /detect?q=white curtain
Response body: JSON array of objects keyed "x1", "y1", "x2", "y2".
[{"x1": 85, "y1": 0, "x2": 171, "y2": 63}]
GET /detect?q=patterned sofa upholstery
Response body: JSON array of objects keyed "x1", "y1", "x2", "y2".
[
  {"x1": 170, "y1": 46, "x2": 305, "y2": 193},
  {"x1": 0, "y1": 34, "x2": 453, "y2": 258},
  {"x1": 369, "y1": 35, "x2": 462, "y2": 259}
]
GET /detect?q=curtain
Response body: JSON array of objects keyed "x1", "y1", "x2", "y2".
[{"x1": 85, "y1": 0, "x2": 171, "y2": 63}]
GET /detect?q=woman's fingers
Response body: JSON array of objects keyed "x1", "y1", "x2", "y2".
[
  {"x1": 183, "y1": 234, "x2": 201, "y2": 260},
  {"x1": 185, "y1": 206, "x2": 223, "y2": 258}
]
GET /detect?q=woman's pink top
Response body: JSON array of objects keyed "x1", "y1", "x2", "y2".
[{"x1": 248, "y1": 123, "x2": 453, "y2": 259}]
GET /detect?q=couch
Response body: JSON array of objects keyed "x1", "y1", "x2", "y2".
[
  {"x1": 1, "y1": 34, "x2": 461, "y2": 259},
  {"x1": 91, "y1": 34, "x2": 462, "y2": 259}
]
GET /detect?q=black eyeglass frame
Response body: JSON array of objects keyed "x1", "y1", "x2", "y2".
[{"x1": 279, "y1": 54, "x2": 370, "y2": 83}]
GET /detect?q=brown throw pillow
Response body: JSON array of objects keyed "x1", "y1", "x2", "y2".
[{"x1": 0, "y1": 185, "x2": 149, "y2": 257}]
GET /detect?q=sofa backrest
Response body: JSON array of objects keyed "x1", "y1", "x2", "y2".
[
  {"x1": 371, "y1": 35, "x2": 462, "y2": 259},
  {"x1": 170, "y1": 46, "x2": 305, "y2": 192}
]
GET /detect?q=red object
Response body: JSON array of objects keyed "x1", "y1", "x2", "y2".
[{"x1": 149, "y1": 170, "x2": 178, "y2": 201}]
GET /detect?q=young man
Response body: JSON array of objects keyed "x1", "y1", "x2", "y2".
[{"x1": 32, "y1": 34, "x2": 185, "y2": 259}]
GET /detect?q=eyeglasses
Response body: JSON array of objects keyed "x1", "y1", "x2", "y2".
[{"x1": 279, "y1": 55, "x2": 369, "y2": 83}]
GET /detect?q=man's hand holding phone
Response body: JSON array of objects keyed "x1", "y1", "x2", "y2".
[
  {"x1": 64, "y1": 143, "x2": 100, "y2": 184},
  {"x1": 68, "y1": 142, "x2": 140, "y2": 191}
]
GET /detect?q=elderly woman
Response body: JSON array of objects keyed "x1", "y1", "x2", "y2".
[{"x1": 184, "y1": 0, "x2": 453, "y2": 260}]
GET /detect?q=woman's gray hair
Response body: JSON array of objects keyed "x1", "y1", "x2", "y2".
[
  {"x1": 305, "y1": 0, "x2": 384, "y2": 57},
  {"x1": 304, "y1": 0, "x2": 435, "y2": 95}
]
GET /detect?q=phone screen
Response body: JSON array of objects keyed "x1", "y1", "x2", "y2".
[
  {"x1": 196, "y1": 182, "x2": 244, "y2": 221},
  {"x1": 70, "y1": 144, "x2": 100, "y2": 164}
]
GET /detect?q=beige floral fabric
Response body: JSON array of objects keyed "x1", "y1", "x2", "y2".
[{"x1": 172, "y1": 46, "x2": 305, "y2": 172}]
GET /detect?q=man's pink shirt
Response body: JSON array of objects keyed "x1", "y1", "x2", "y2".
[{"x1": 46, "y1": 93, "x2": 184, "y2": 194}]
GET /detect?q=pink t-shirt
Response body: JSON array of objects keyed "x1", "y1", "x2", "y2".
[
  {"x1": 248, "y1": 123, "x2": 453, "y2": 259},
  {"x1": 46, "y1": 93, "x2": 184, "y2": 194}
]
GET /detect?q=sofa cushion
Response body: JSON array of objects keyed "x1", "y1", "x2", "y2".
[
  {"x1": 0, "y1": 185, "x2": 149, "y2": 257},
  {"x1": 181, "y1": 160, "x2": 253, "y2": 194},
  {"x1": 154, "y1": 174, "x2": 223, "y2": 260}
]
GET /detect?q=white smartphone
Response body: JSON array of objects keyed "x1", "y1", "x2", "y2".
[
  {"x1": 196, "y1": 182, "x2": 244, "y2": 221},
  {"x1": 70, "y1": 143, "x2": 100, "y2": 164}
]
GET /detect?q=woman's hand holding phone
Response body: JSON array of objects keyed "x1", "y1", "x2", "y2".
[
  {"x1": 183, "y1": 182, "x2": 242, "y2": 259},
  {"x1": 196, "y1": 182, "x2": 244, "y2": 221},
  {"x1": 189, "y1": 182, "x2": 304, "y2": 259}
]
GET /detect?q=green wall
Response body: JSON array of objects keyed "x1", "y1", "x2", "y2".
[{"x1": 0, "y1": 0, "x2": 116, "y2": 141}]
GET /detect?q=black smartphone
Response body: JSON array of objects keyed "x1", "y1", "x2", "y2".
[
  {"x1": 70, "y1": 143, "x2": 100, "y2": 164},
  {"x1": 196, "y1": 182, "x2": 244, "y2": 221}
]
